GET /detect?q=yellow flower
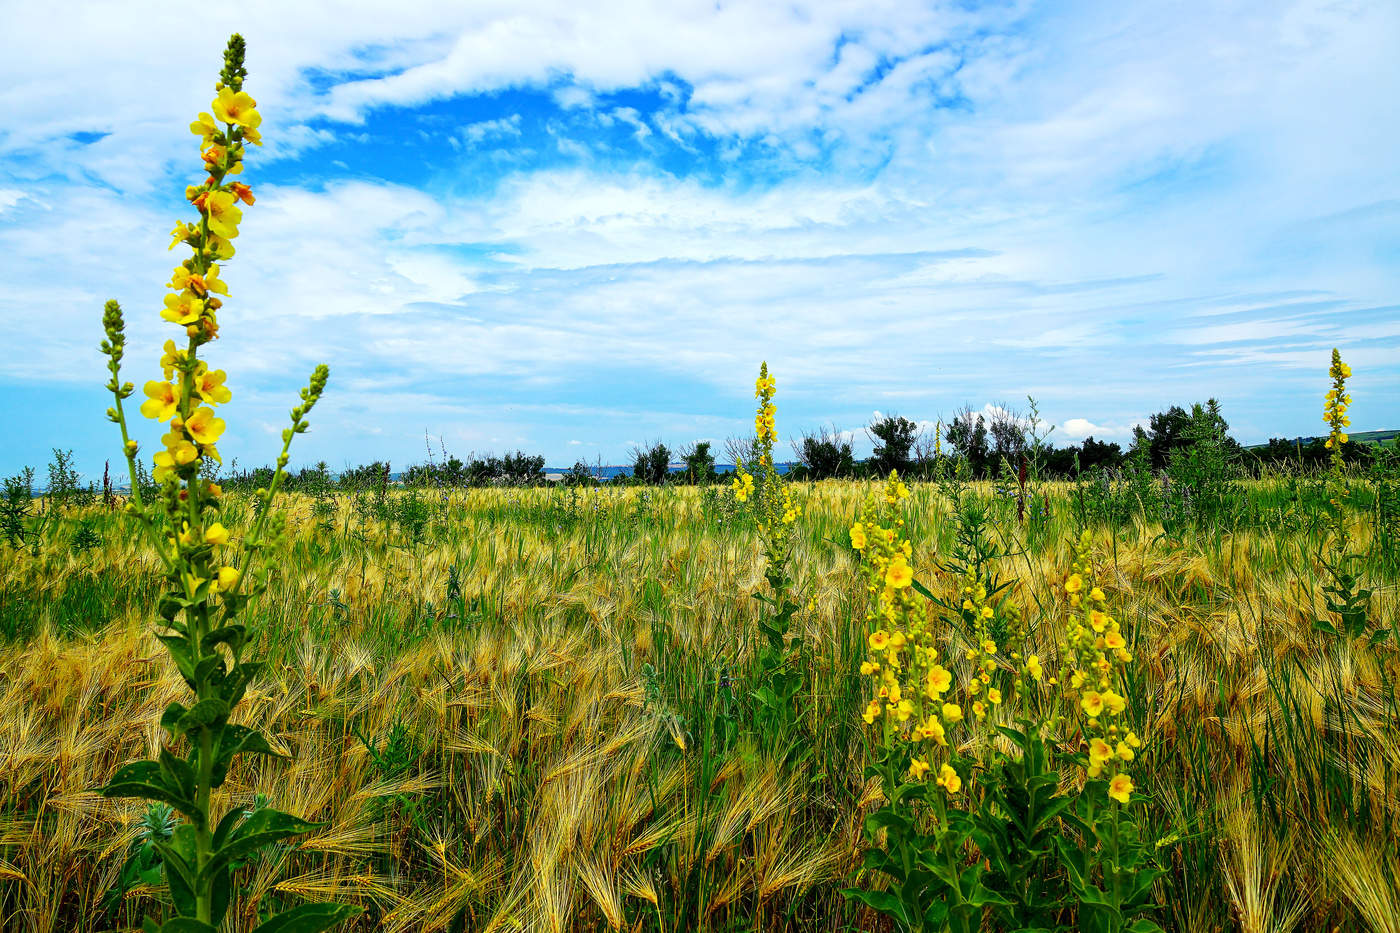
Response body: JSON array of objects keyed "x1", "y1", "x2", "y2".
[
  {"x1": 1025, "y1": 654, "x2": 1043, "y2": 681},
  {"x1": 159, "y1": 339, "x2": 187, "y2": 379},
  {"x1": 192, "y1": 366, "x2": 232, "y2": 404},
  {"x1": 862, "y1": 701, "x2": 880, "y2": 724},
  {"x1": 907, "y1": 757, "x2": 930, "y2": 781},
  {"x1": 1116, "y1": 740, "x2": 1135, "y2": 762},
  {"x1": 1108, "y1": 773, "x2": 1134, "y2": 804},
  {"x1": 161, "y1": 291, "x2": 205, "y2": 325},
  {"x1": 893, "y1": 698, "x2": 914, "y2": 721},
  {"x1": 859, "y1": 660, "x2": 878, "y2": 676},
  {"x1": 1089, "y1": 586, "x2": 1105, "y2": 602},
  {"x1": 212, "y1": 86, "x2": 262, "y2": 128},
  {"x1": 1065, "y1": 573, "x2": 1083, "y2": 594},
  {"x1": 869, "y1": 630, "x2": 890, "y2": 652},
  {"x1": 987, "y1": 687, "x2": 1002, "y2": 705},
  {"x1": 190, "y1": 111, "x2": 220, "y2": 142},
  {"x1": 214, "y1": 566, "x2": 240, "y2": 590},
  {"x1": 204, "y1": 523, "x2": 229, "y2": 546},
  {"x1": 936, "y1": 764, "x2": 961, "y2": 795},
  {"x1": 186, "y1": 406, "x2": 226, "y2": 446},
  {"x1": 1089, "y1": 610, "x2": 1110, "y2": 632},
  {"x1": 980, "y1": 606, "x2": 994, "y2": 620},
  {"x1": 139, "y1": 381, "x2": 180, "y2": 421},
  {"x1": 1089, "y1": 738, "x2": 1112, "y2": 763},
  {"x1": 918, "y1": 716, "x2": 946, "y2": 745},
  {"x1": 1102, "y1": 690, "x2": 1126, "y2": 716},
  {"x1": 849, "y1": 523, "x2": 867, "y2": 549},
  {"x1": 884, "y1": 558, "x2": 913, "y2": 589},
  {"x1": 1081, "y1": 691, "x2": 1105, "y2": 717},
  {"x1": 195, "y1": 189, "x2": 243, "y2": 239},
  {"x1": 982, "y1": 639, "x2": 997, "y2": 654},
  {"x1": 153, "y1": 441, "x2": 198, "y2": 481},
  {"x1": 942, "y1": 702, "x2": 962, "y2": 723},
  {"x1": 926, "y1": 665, "x2": 952, "y2": 696},
  {"x1": 1104, "y1": 631, "x2": 1126, "y2": 650}
]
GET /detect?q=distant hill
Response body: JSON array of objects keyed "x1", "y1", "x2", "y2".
[{"x1": 1247, "y1": 429, "x2": 1398, "y2": 449}]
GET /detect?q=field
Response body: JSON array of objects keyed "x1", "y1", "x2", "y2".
[{"x1": 2, "y1": 469, "x2": 1398, "y2": 932}]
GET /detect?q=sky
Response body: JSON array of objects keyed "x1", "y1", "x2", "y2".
[{"x1": 1, "y1": 0, "x2": 1397, "y2": 478}]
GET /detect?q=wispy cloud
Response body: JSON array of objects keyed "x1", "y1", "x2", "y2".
[{"x1": 1, "y1": 0, "x2": 1397, "y2": 474}]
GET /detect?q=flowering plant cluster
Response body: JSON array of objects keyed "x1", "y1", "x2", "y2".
[
  {"x1": 98, "y1": 35, "x2": 356, "y2": 933},
  {"x1": 853, "y1": 474, "x2": 964, "y2": 792},
  {"x1": 730, "y1": 363, "x2": 808, "y2": 755},
  {"x1": 1324, "y1": 348, "x2": 1352, "y2": 459},
  {"x1": 1056, "y1": 530, "x2": 1140, "y2": 804}
]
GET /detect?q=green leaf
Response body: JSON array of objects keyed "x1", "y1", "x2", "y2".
[
  {"x1": 99, "y1": 761, "x2": 200, "y2": 822},
  {"x1": 838, "y1": 888, "x2": 908, "y2": 924},
  {"x1": 159, "y1": 920, "x2": 218, "y2": 933},
  {"x1": 249, "y1": 902, "x2": 363, "y2": 933},
  {"x1": 211, "y1": 725, "x2": 280, "y2": 788},
  {"x1": 200, "y1": 808, "x2": 322, "y2": 885},
  {"x1": 177, "y1": 698, "x2": 229, "y2": 732},
  {"x1": 160, "y1": 701, "x2": 189, "y2": 737}
]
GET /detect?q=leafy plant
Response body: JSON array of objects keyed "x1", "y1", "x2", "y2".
[{"x1": 95, "y1": 35, "x2": 358, "y2": 933}]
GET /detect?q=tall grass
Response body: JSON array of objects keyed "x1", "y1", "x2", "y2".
[{"x1": 0, "y1": 468, "x2": 1395, "y2": 930}]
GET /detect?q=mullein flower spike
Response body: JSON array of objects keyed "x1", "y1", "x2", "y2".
[{"x1": 97, "y1": 34, "x2": 357, "y2": 933}]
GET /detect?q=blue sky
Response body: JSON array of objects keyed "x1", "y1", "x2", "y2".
[{"x1": 1, "y1": 0, "x2": 1397, "y2": 478}]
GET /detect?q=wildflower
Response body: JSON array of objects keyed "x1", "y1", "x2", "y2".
[
  {"x1": 212, "y1": 86, "x2": 262, "y2": 128},
  {"x1": 982, "y1": 638, "x2": 997, "y2": 654},
  {"x1": 1101, "y1": 690, "x2": 1126, "y2": 716},
  {"x1": 1108, "y1": 773, "x2": 1134, "y2": 804},
  {"x1": 229, "y1": 182, "x2": 255, "y2": 205},
  {"x1": 1104, "y1": 630, "x2": 1126, "y2": 651},
  {"x1": 908, "y1": 758, "x2": 930, "y2": 781},
  {"x1": 1116, "y1": 740, "x2": 1135, "y2": 761},
  {"x1": 987, "y1": 687, "x2": 1002, "y2": 705},
  {"x1": 1065, "y1": 573, "x2": 1083, "y2": 594},
  {"x1": 194, "y1": 189, "x2": 242, "y2": 239},
  {"x1": 1025, "y1": 654, "x2": 1043, "y2": 681},
  {"x1": 926, "y1": 665, "x2": 951, "y2": 696},
  {"x1": 1090, "y1": 586, "x2": 1105, "y2": 602},
  {"x1": 893, "y1": 698, "x2": 914, "y2": 721},
  {"x1": 190, "y1": 111, "x2": 220, "y2": 142},
  {"x1": 980, "y1": 606, "x2": 994, "y2": 620},
  {"x1": 1089, "y1": 738, "x2": 1112, "y2": 764},
  {"x1": 192, "y1": 366, "x2": 231, "y2": 404},
  {"x1": 153, "y1": 441, "x2": 198, "y2": 481},
  {"x1": 204, "y1": 523, "x2": 229, "y2": 546},
  {"x1": 1090, "y1": 610, "x2": 1110, "y2": 632},
  {"x1": 185, "y1": 407, "x2": 226, "y2": 447},
  {"x1": 918, "y1": 716, "x2": 946, "y2": 745},
  {"x1": 936, "y1": 764, "x2": 961, "y2": 795},
  {"x1": 862, "y1": 701, "x2": 880, "y2": 724},
  {"x1": 849, "y1": 523, "x2": 867, "y2": 549},
  {"x1": 1081, "y1": 691, "x2": 1105, "y2": 717},
  {"x1": 869, "y1": 630, "x2": 890, "y2": 652},
  {"x1": 215, "y1": 566, "x2": 240, "y2": 590},
  {"x1": 942, "y1": 702, "x2": 962, "y2": 723},
  {"x1": 162, "y1": 291, "x2": 204, "y2": 325},
  {"x1": 140, "y1": 381, "x2": 180, "y2": 421},
  {"x1": 859, "y1": 660, "x2": 879, "y2": 676},
  {"x1": 885, "y1": 558, "x2": 913, "y2": 589}
]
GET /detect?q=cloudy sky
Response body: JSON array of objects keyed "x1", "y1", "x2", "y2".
[{"x1": 1, "y1": 0, "x2": 1396, "y2": 477}]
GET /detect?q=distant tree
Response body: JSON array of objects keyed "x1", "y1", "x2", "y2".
[
  {"x1": 1079, "y1": 436, "x2": 1123, "y2": 471},
  {"x1": 563, "y1": 460, "x2": 597, "y2": 486},
  {"x1": 796, "y1": 425, "x2": 854, "y2": 480},
  {"x1": 867, "y1": 414, "x2": 920, "y2": 477},
  {"x1": 724, "y1": 435, "x2": 759, "y2": 472},
  {"x1": 945, "y1": 406, "x2": 990, "y2": 476},
  {"x1": 680, "y1": 441, "x2": 717, "y2": 484},
  {"x1": 986, "y1": 402, "x2": 1027, "y2": 463},
  {"x1": 1133, "y1": 399, "x2": 1240, "y2": 470},
  {"x1": 501, "y1": 450, "x2": 545, "y2": 485},
  {"x1": 632, "y1": 442, "x2": 672, "y2": 485}
]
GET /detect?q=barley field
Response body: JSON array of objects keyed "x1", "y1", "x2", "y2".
[{"x1": 2, "y1": 469, "x2": 1397, "y2": 932}]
